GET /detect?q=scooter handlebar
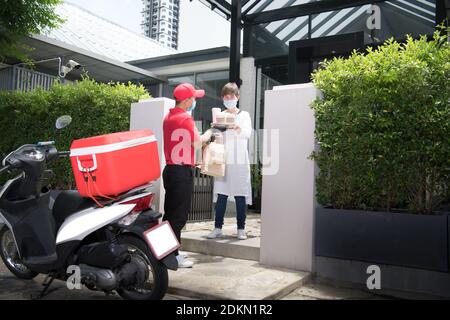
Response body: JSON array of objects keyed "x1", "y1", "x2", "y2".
[
  {"x1": 0, "y1": 165, "x2": 11, "y2": 174},
  {"x1": 58, "y1": 151, "x2": 70, "y2": 157}
]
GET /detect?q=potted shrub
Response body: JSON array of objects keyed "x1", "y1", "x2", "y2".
[{"x1": 311, "y1": 30, "x2": 450, "y2": 272}]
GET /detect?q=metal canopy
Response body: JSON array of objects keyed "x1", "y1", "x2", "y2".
[
  {"x1": 198, "y1": 0, "x2": 446, "y2": 84},
  {"x1": 15, "y1": 35, "x2": 165, "y2": 84},
  {"x1": 257, "y1": 1, "x2": 436, "y2": 46},
  {"x1": 200, "y1": 0, "x2": 445, "y2": 25}
]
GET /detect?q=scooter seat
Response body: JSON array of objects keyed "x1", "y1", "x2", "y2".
[{"x1": 52, "y1": 190, "x2": 95, "y2": 231}]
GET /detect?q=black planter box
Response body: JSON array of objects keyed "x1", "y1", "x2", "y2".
[{"x1": 315, "y1": 207, "x2": 449, "y2": 272}]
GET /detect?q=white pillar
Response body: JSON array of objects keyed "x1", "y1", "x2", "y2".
[
  {"x1": 239, "y1": 57, "x2": 256, "y2": 119},
  {"x1": 260, "y1": 83, "x2": 320, "y2": 272},
  {"x1": 130, "y1": 97, "x2": 175, "y2": 213},
  {"x1": 239, "y1": 57, "x2": 258, "y2": 163}
]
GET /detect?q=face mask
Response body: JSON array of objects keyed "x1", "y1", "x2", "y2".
[
  {"x1": 187, "y1": 100, "x2": 197, "y2": 113},
  {"x1": 223, "y1": 99, "x2": 238, "y2": 109}
]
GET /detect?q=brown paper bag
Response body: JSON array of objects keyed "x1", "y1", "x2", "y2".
[{"x1": 201, "y1": 142, "x2": 226, "y2": 177}]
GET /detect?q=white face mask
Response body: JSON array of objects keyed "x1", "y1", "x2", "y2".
[{"x1": 223, "y1": 99, "x2": 238, "y2": 109}]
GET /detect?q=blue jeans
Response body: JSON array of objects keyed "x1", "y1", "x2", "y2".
[{"x1": 214, "y1": 194, "x2": 247, "y2": 230}]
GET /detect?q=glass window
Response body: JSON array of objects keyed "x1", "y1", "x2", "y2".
[
  {"x1": 165, "y1": 74, "x2": 196, "y2": 100},
  {"x1": 164, "y1": 71, "x2": 229, "y2": 131},
  {"x1": 195, "y1": 70, "x2": 229, "y2": 131}
]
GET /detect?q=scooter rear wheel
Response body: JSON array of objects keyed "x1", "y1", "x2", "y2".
[
  {"x1": 116, "y1": 234, "x2": 168, "y2": 300},
  {"x1": 0, "y1": 227, "x2": 38, "y2": 280}
]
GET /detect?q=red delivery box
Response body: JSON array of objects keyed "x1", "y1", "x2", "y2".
[{"x1": 70, "y1": 130, "x2": 160, "y2": 198}]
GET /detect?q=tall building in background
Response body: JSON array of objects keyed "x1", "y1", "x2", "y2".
[{"x1": 141, "y1": 0, "x2": 180, "y2": 50}]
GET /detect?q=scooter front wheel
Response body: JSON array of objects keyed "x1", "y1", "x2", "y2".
[
  {"x1": 0, "y1": 227, "x2": 38, "y2": 280},
  {"x1": 116, "y1": 234, "x2": 169, "y2": 300}
]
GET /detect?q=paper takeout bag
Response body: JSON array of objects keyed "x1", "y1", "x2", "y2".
[{"x1": 201, "y1": 142, "x2": 226, "y2": 177}]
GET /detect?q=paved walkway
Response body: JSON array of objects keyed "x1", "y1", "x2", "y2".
[
  {"x1": 0, "y1": 254, "x2": 388, "y2": 300},
  {"x1": 0, "y1": 214, "x2": 389, "y2": 300},
  {"x1": 168, "y1": 252, "x2": 309, "y2": 300},
  {"x1": 0, "y1": 262, "x2": 191, "y2": 300},
  {"x1": 283, "y1": 282, "x2": 388, "y2": 300}
]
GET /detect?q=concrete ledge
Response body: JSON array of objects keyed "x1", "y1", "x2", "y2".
[
  {"x1": 168, "y1": 252, "x2": 311, "y2": 300},
  {"x1": 315, "y1": 256, "x2": 450, "y2": 299},
  {"x1": 181, "y1": 231, "x2": 260, "y2": 261}
]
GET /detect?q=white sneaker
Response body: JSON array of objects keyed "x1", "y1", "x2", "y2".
[
  {"x1": 176, "y1": 255, "x2": 193, "y2": 268},
  {"x1": 207, "y1": 228, "x2": 223, "y2": 239},
  {"x1": 237, "y1": 229, "x2": 247, "y2": 240}
]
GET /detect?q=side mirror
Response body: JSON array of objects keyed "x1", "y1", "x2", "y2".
[{"x1": 55, "y1": 115, "x2": 72, "y2": 130}]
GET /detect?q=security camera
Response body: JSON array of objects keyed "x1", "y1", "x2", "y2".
[
  {"x1": 66, "y1": 60, "x2": 81, "y2": 70},
  {"x1": 59, "y1": 59, "x2": 82, "y2": 78},
  {"x1": 59, "y1": 66, "x2": 71, "y2": 78}
]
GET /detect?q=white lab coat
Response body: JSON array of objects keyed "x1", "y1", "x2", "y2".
[{"x1": 213, "y1": 110, "x2": 252, "y2": 205}]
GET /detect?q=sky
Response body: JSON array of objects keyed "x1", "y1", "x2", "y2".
[{"x1": 67, "y1": 0, "x2": 232, "y2": 53}]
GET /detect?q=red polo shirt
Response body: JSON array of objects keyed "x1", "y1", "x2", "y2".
[{"x1": 163, "y1": 107, "x2": 200, "y2": 167}]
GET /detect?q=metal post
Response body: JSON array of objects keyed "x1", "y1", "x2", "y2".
[
  {"x1": 308, "y1": 14, "x2": 312, "y2": 39},
  {"x1": 229, "y1": 0, "x2": 242, "y2": 86},
  {"x1": 436, "y1": 0, "x2": 449, "y2": 28}
]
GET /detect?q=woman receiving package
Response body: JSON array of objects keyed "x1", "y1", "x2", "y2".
[{"x1": 207, "y1": 82, "x2": 252, "y2": 240}]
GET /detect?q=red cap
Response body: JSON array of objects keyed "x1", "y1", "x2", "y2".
[{"x1": 173, "y1": 83, "x2": 205, "y2": 101}]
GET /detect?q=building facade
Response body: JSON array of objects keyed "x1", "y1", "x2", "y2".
[{"x1": 141, "y1": 0, "x2": 180, "y2": 49}]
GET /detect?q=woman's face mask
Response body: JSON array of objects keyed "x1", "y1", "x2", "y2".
[
  {"x1": 223, "y1": 99, "x2": 237, "y2": 109},
  {"x1": 223, "y1": 93, "x2": 239, "y2": 110}
]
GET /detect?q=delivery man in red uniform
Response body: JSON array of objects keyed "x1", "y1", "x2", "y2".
[{"x1": 163, "y1": 83, "x2": 211, "y2": 268}]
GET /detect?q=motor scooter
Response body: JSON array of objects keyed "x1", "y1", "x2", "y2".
[{"x1": 0, "y1": 116, "x2": 178, "y2": 300}]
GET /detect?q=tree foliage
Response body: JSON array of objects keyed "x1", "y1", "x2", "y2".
[{"x1": 0, "y1": 0, "x2": 63, "y2": 62}]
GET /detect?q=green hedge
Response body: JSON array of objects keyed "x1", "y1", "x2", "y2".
[
  {"x1": 0, "y1": 78, "x2": 150, "y2": 188},
  {"x1": 311, "y1": 31, "x2": 450, "y2": 214}
]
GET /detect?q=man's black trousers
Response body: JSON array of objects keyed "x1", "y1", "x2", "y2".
[{"x1": 162, "y1": 164, "x2": 194, "y2": 256}]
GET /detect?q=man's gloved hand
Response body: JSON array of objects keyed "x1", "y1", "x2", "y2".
[
  {"x1": 201, "y1": 128, "x2": 213, "y2": 143},
  {"x1": 211, "y1": 122, "x2": 228, "y2": 132}
]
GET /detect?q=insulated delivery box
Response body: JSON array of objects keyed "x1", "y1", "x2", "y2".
[{"x1": 70, "y1": 130, "x2": 160, "y2": 198}]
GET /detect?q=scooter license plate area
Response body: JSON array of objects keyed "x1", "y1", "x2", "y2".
[{"x1": 143, "y1": 221, "x2": 180, "y2": 260}]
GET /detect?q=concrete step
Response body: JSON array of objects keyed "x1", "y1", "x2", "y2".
[
  {"x1": 168, "y1": 252, "x2": 311, "y2": 300},
  {"x1": 181, "y1": 230, "x2": 260, "y2": 261}
]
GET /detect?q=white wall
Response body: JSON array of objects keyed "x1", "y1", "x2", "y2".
[
  {"x1": 130, "y1": 97, "x2": 175, "y2": 213},
  {"x1": 260, "y1": 83, "x2": 319, "y2": 272}
]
